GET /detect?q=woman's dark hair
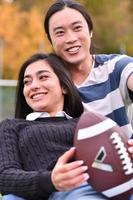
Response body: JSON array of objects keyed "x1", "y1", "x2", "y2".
[
  {"x1": 15, "y1": 53, "x2": 83, "y2": 119},
  {"x1": 44, "y1": 0, "x2": 93, "y2": 43}
]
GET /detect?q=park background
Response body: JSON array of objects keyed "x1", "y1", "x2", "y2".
[{"x1": 0, "y1": 0, "x2": 133, "y2": 120}]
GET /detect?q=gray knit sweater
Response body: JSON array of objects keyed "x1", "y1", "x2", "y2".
[{"x1": 0, "y1": 117, "x2": 79, "y2": 200}]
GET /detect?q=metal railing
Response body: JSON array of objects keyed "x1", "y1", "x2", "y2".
[{"x1": 0, "y1": 79, "x2": 17, "y2": 121}]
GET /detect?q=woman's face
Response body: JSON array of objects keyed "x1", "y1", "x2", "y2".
[{"x1": 23, "y1": 59, "x2": 66, "y2": 116}]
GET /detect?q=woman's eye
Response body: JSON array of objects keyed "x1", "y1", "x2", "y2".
[
  {"x1": 40, "y1": 75, "x2": 49, "y2": 80},
  {"x1": 23, "y1": 80, "x2": 31, "y2": 85}
]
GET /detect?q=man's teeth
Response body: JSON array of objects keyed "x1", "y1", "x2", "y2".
[{"x1": 68, "y1": 46, "x2": 80, "y2": 52}]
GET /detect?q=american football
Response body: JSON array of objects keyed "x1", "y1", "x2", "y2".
[{"x1": 74, "y1": 111, "x2": 133, "y2": 200}]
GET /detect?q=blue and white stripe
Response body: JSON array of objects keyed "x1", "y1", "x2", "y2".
[{"x1": 77, "y1": 54, "x2": 133, "y2": 138}]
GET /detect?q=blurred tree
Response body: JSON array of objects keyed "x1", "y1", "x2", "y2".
[
  {"x1": 13, "y1": 0, "x2": 53, "y2": 11},
  {"x1": 0, "y1": 3, "x2": 51, "y2": 79},
  {"x1": 82, "y1": 0, "x2": 133, "y2": 55},
  {"x1": 129, "y1": 0, "x2": 133, "y2": 14},
  {"x1": 0, "y1": 0, "x2": 132, "y2": 79}
]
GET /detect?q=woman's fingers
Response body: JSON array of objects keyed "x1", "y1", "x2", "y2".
[
  {"x1": 57, "y1": 147, "x2": 76, "y2": 164},
  {"x1": 56, "y1": 165, "x2": 89, "y2": 190},
  {"x1": 51, "y1": 147, "x2": 89, "y2": 191},
  {"x1": 52, "y1": 162, "x2": 89, "y2": 191},
  {"x1": 128, "y1": 139, "x2": 133, "y2": 158}
]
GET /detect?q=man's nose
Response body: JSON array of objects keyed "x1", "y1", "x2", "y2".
[{"x1": 65, "y1": 30, "x2": 77, "y2": 43}]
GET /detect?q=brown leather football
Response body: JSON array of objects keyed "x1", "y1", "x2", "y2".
[{"x1": 74, "y1": 111, "x2": 133, "y2": 200}]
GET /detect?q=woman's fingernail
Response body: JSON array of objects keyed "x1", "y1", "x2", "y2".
[
  {"x1": 78, "y1": 160, "x2": 84, "y2": 165},
  {"x1": 83, "y1": 173, "x2": 90, "y2": 180},
  {"x1": 82, "y1": 166, "x2": 88, "y2": 171},
  {"x1": 70, "y1": 147, "x2": 76, "y2": 150},
  {"x1": 128, "y1": 147, "x2": 132, "y2": 153}
]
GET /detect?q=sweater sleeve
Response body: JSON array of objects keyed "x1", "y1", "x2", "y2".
[{"x1": 0, "y1": 119, "x2": 57, "y2": 200}]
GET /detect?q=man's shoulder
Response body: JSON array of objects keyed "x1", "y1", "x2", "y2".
[
  {"x1": 95, "y1": 54, "x2": 133, "y2": 65},
  {"x1": 95, "y1": 54, "x2": 121, "y2": 64}
]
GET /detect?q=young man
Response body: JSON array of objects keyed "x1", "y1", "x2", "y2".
[
  {"x1": 43, "y1": 0, "x2": 133, "y2": 199},
  {"x1": 44, "y1": 0, "x2": 133, "y2": 144}
]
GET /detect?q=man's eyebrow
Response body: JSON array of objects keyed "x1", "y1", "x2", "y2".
[
  {"x1": 53, "y1": 26, "x2": 63, "y2": 32},
  {"x1": 72, "y1": 21, "x2": 82, "y2": 25},
  {"x1": 53, "y1": 21, "x2": 82, "y2": 32}
]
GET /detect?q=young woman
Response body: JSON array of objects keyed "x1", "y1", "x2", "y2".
[{"x1": 0, "y1": 53, "x2": 95, "y2": 200}]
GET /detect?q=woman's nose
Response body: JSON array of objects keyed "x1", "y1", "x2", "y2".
[{"x1": 30, "y1": 79, "x2": 40, "y2": 90}]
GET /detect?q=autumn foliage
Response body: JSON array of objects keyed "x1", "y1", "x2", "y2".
[
  {"x1": 0, "y1": 2, "x2": 51, "y2": 79},
  {"x1": 0, "y1": 0, "x2": 132, "y2": 79}
]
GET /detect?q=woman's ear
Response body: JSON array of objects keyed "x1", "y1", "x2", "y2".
[{"x1": 62, "y1": 87, "x2": 67, "y2": 94}]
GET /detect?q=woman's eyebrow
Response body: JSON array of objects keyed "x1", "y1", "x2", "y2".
[
  {"x1": 36, "y1": 70, "x2": 51, "y2": 75},
  {"x1": 24, "y1": 70, "x2": 51, "y2": 79}
]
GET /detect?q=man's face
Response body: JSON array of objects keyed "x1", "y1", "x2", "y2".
[{"x1": 49, "y1": 7, "x2": 92, "y2": 65}]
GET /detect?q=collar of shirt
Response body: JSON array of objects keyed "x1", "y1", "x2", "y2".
[{"x1": 26, "y1": 111, "x2": 72, "y2": 121}]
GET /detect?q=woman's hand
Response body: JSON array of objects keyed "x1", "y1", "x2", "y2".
[
  {"x1": 128, "y1": 139, "x2": 133, "y2": 158},
  {"x1": 51, "y1": 147, "x2": 89, "y2": 191}
]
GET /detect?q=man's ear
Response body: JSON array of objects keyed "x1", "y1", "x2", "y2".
[{"x1": 90, "y1": 32, "x2": 93, "y2": 38}]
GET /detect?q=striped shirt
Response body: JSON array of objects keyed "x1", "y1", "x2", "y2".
[{"x1": 77, "y1": 54, "x2": 133, "y2": 138}]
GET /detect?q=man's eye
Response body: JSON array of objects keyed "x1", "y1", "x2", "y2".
[
  {"x1": 55, "y1": 30, "x2": 64, "y2": 37},
  {"x1": 74, "y1": 25, "x2": 82, "y2": 31}
]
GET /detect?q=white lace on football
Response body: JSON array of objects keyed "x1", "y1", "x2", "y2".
[{"x1": 110, "y1": 132, "x2": 133, "y2": 175}]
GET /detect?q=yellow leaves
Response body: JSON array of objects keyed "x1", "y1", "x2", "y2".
[
  {"x1": 0, "y1": 3, "x2": 50, "y2": 79},
  {"x1": 0, "y1": 4, "x2": 20, "y2": 41},
  {"x1": 85, "y1": 0, "x2": 133, "y2": 55},
  {"x1": 0, "y1": 1, "x2": 132, "y2": 79}
]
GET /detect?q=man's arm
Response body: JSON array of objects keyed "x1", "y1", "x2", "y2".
[
  {"x1": 127, "y1": 73, "x2": 133, "y2": 156},
  {"x1": 127, "y1": 73, "x2": 133, "y2": 101}
]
